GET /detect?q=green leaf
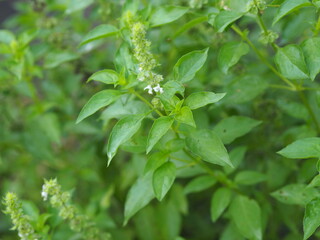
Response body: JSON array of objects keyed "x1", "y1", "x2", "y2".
[
  {"x1": 277, "y1": 138, "x2": 320, "y2": 159},
  {"x1": 149, "y1": 5, "x2": 189, "y2": 27},
  {"x1": 76, "y1": 90, "x2": 122, "y2": 124},
  {"x1": 107, "y1": 114, "x2": 145, "y2": 165},
  {"x1": 147, "y1": 116, "x2": 174, "y2": 154},
  {"x1": 274, "y1": 44, "x2": 309, "y2": 80},
  {"x1": 186, "y1": 129, "x2": 233, "y2": 167},
  {"x1": 0, "y1": 30, "x2": 15, "y2": 44},
  {"x1": 273, "y1": 0, "x2": 312, "y2": 25},
  {"x1": 230, "y1": 196, "x2": 262, "y2": 240},
  {"x1": 308, "y1": 175, "x2": 320, "y2": 188},
  {"x1": 271, "y1": 184, "x2": 320, "y2": 205},
  {"x1": 184, "y1": 175, "x2": 216, "y2": 194},
  {"x1": 124, "y1": 172, "x2": 154, "y2": 225},
  {"x1": 213, "y1": 116, "x2": 262, "y2": 144},
  {"x1": 211, "y1": 187, "x2": 232, "y2": 222},
  {"x1": 218, "y1": 41, "x2": 249, "y2": 74},
  {"x1": 301, "y1": 37, "x2": 320, "y2": 80},
  {"x1": 80, "y1": 24, "x2": 118, "y2": 46},
  {"x1": 214, "y1": 10, "x2": 244, "y2": 33},
  {"x1": 234, "y1": 171, "x2": 266, "y2": 185},
  {"x1": 66, "y1": 0, "x2": 94, "y2": 14},
  {"x1": 153, "y1": 162, "x2": 176, "y2": 201},
  {"x1": 144, "y1": 152, "x2": 169, "y2": 174},
  {"x1": 184, "y1": 92, "x2": 226, "y2": 110},
  {"x1": 303, "y1": 198, "x2": 320, "y2": 240},
  {"x1": 87, "y1": 69, "x2": 119, "y2": 85},
  {"x1": 174, "y1": 106, "x2": 196, "y2": 127},
  {"x1": 44, "y1": 51, "x2": 79, "y2": 69},
  {"x1": 173, "y1": 48, "x2": 208, "y2": 83}
]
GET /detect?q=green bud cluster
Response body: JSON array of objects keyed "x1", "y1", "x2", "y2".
[
  {"x1": 42, "y1": 179, "x2": 110, "y2": 240},
  {"x1": 2, "y1": 192, "x2": 38, "y2": 240},
  {"x1": 247, "y1": 0, "x2": 267, "y2": 14},
  {"x1": 259, "y1": 30, "x2": 279, "y2": 45},
  {"x1": 126, "y1": 13, "x2": 164, "y2": 95}
]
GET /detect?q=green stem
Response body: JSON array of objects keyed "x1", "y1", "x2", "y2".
[
  {"x1": 231, "y1": 25, "x2": 296, "y2": 90},
  {"x1": 130, "y1": 89, "x2": 164, "y2": 117}
]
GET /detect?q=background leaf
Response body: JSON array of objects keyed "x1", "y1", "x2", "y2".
[
  {"x1": 211, "y1": 187, "x2": 232, "y2": 222},
  {"x1": 80, "y1": 24, "x2": 118, "y2": 46},
  {"x1": 149, "y1": 5, "x2": 188, "y2": 27},
  {"x1": 184, "y1": 92, "x2": 225, "y2": 110},
  {"x1": 153, "y1": 162, "x2": 176, "y2": 201},
  {"x1": 303, "y1": 198, "x2": 320, "y2": 240},
  {"x1": 277, "y1": 138, "x2": 320, "y2": 159}
]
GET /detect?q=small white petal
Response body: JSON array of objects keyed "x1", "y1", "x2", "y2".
[{"x1": 144, "y1": 85, "x2": 153, "y2": 94}]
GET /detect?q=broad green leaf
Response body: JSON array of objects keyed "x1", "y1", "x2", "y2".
[
  {"x1": 174, "y1": 106, "x2": 196, "y2": 127},
  {"x1": 146, "y1": 116, "x2": 174, "y2": 154},
  {"x1": 303, "y1": 198, "x2": 320, "y2": 240},
  {"x1": 234, "y1": 171, "x2": 266, "y2": 185},
  {"x1": 186, "y1": 129, "x2": 233, "y2": 167},
  {"x1": 124, "y1": 172, "x2": 154, "y2": 225},
  {"x1": 218, "y1": 41, "x2": 249, "y2": 73},
  {"x1": 184, "y1": 92, "x2": 226, "y2": 110},
  {"x1": 211, "y1": 187, "x2": 232, "y2": 222},
  {"x1": 0, "y1": 30, "x2": 15, "y2": 44},
  {"x1": 277, "y1": 138, "x2": 320, "y2": 159},
  {"x1": 277, "y1": 98, "x2": 308, "y2": 120},
  {"x1": 301, "y1": 38, "x2": 320, "y2": 80},
  {"x1": 44, "y1": 52, "x2": 79, "y2": 69},
  {"x1": 173, "y1": 48, "x2": 208, "y2": 83},
  {"x1": 271, "y1": 184, "x2": 319, "y2": 205},
  {"x1": 87, "y1": 69, "x2": 119, "y2": 85},
  {"x1": 308, "y1": 175, "x2": 320, "y2": 188},
  {"x1": 76, "y1": 90, "x2": 122, "y2": 124},
  {"x1": 66, "y1": 0, "x2": 94, "y2": 14},
  {"x1": 274, "y1": 44, "x2": 309, "y2": 80},
  {"x1": 230, "y1": 195, "x2": 262, "y2": 240},
  {"x1": 144, "y1": 152, "x2": 169, "y2": 174},
  {"x1": 273, "y1": 0, "x2": 312, "y2": 25},
  {"x1": 223, "y1": 75, "x2": 268, "y2": 104},
  {"x1": 153, "y1": 162, "x2": 176, "y2": 201},
  {"x1": 213, "y1": 116, "x2": 262, "y2": 144},
  {"x1": 80, "y1": 24, "x2": 118, "y2": 46},
  {"x1": 149, "y1": 5, "x2": 189, "y2": 27},
  {"x1": 184, "y1": 175, "x2": 216, "y2": 194},
  {"x1": 214, "y1": 10, "x2": 244, "y2": 33},
  {"x1": 107, "y1": 114, "x2": 145, "y2": 165}
]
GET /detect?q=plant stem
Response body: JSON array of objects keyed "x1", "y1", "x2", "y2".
[
  {"x1": 231, "y1": 24, "x2": 296, "y2": 90},
  {"x1": 130, "y1": 89, "x2": 164, "y2": 117}
]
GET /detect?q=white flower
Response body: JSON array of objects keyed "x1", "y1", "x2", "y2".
[
  {"x1": 153, "y1": 84, "x2": 163, "y2": 94},
  {"x1": 144, "y1": 85, "x2": 153, "y2": 94},
  {"x1": 41, "y1": 185, "x2": 48, "y2": 201}
]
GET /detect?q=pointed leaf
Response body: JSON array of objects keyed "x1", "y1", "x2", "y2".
[
  {"x1": 273, "y1": 0, "x2": 312, "y2": 25},
  {"x1": 147, "y1": 116, "x2": 174, "y2": 154},
  {"x1": 149, "y1": 5, "x2": 189, "y2": 27},
  {"x1": 301, "y1": 37, "x2": 320, "y2": 80},
  {"x1": 234, "y1": 171, "x2": 266, "y2": 185},
  {"x1": 184, "y1": 175, "x2": 216, "y2": 194},
  {"x1": 274, "y1": 44, "x2": 309, "y2": 80},
  {"x1": 174, "y1": 106, "x2": 196, "y2": 127},
  {"x1": 230, "y1": 195, "x2": 262, "y2": 240},
  {"x1": 213, "y1": 116, "x2": 262, "y2": 144},
  {"x1": 186, "y1": 129, "x2": 233, "y2": 167},
  {"x1": 303, "y1": 198, "x2": 320, "y2": 240},
  {"x1": 153, "y1": 162, "x2": 176, "y2": 201},
  {"x1": 107, "y1": 114, "x2": 145, "y2": 165},
  {"x1": 271, "y1": 184, "x2": 320, "y2": 205},
  {"x1": 76, "y1": 90, "x2": 122, "y2": 124},
  {"x1": 218, "y1": 41, "x2": 249, "y2": 73},
  {"x1": 211, "y1": 187, "x2": 232, "y2": 222},
  {"x1": 124, "y1": 172, "x2": 154, "y2": 225},
  {"x1": 80, "y1": 24, "x2": 118, "y2": 46},
  {"x1": 185, "y1": 92, "x2": 226, "y2": 110},
  {"x1": 214, "y1": 10, "x2": 244, "y2": 32},
  {"x1": 173, "y1": 48, "x2": 208, "y2": 83},
  {"x1": 88, "y1": 69, "x2": 119, "y2": 85},
  {"x1": 277, "y1": 137, "x2": 320, "y2": 159}
]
